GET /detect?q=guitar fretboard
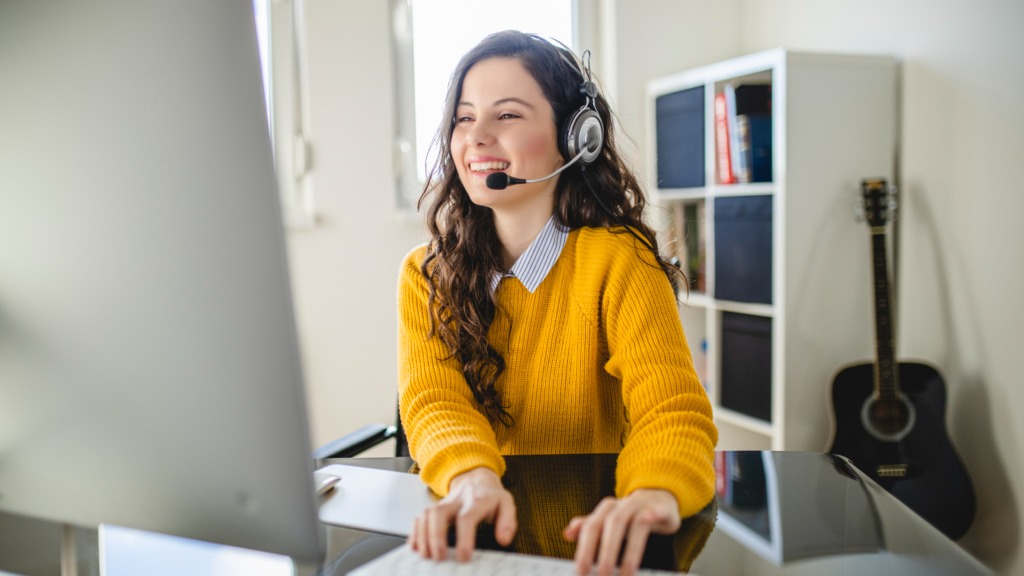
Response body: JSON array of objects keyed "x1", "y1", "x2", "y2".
[{"x1": 870, "y1": 227, "x2": 900, "y2": 400}]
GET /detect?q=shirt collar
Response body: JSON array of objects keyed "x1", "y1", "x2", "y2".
[{"x1": 490, "y1": 216, "x2": 569, "y2": 294}]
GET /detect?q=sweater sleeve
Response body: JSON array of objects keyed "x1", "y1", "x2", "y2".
[
  {"x1": 397, "y1": 246, "x2": 505, "y2": 496},
  {"x1": 598, "y1": 233, "x2": 718, "y2": 519}
]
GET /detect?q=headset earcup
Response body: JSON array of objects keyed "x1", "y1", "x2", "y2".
[{"x1": 561, "y1": 108, "x2": 604, "y2": 165}]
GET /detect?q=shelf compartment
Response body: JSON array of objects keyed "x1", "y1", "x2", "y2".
[
  {"x1": 714, "y1": 196, "x2": 773, "y2": 305},
  {"x1": 665, "y1": 199, "x2": 707, "y2": 295},
  {"x1": 719, "y1": 311, "x2": 773, "y2": 423}
]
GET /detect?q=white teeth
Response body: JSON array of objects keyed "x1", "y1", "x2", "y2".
[{"x1": 469, "y1": 161, "x2": 509, "y2": 172}]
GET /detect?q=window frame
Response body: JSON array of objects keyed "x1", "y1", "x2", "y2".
[
  {"x1": 257, "y1": 0, "x2": 317, "y2": 229},
  {"x1": 388, "y1": 0, "x2": 586, "y2": 212}
]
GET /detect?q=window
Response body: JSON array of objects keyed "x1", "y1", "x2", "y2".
[
  {"x1": 253, "y1": 0, "x2": 315, "y2": 229},
  {"x1": 392, "y1": 0, "x2": 575, "y2": 209}
]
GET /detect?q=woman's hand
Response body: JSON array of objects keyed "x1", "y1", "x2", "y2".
[
  {"x1": 408, "y1": 467, "x2": 517, "y2": 562},
  {"x1": 563, "y1": 489, "x2": 680, "y2": 576}
]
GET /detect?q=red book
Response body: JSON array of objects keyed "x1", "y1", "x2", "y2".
[{"x1": 714, "y1": 92, "x2": 734, "y2": 184}]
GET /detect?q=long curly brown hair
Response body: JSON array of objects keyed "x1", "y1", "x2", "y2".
[{"x1": 417, "y1": 30, "x2": 683, "y2": 427}]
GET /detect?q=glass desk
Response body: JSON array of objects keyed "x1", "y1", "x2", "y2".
[
  {"x1": 322, "y1": 451, "x2": 991, "y2": 575},
  {"x1": 0, "y1": 451, "x2": 993, "y2": 575}
]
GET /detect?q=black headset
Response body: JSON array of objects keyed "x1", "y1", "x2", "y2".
[
  {"x1": 548, "y1": 39, "x2": 605, "y2": 167},
  {"x1": 545, "y1": 38, "x2": 673, "y2": 278},
  {"x1": 513, "y1": 36, "x2": 675, "y2": 287}
]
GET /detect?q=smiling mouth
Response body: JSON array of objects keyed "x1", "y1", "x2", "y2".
[{"x1": 469, "y1": 161, "x2": 509, "y2": 172}]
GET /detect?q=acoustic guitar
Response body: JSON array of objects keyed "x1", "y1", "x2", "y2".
[{"x1": 827, "y1": 178, "x2": 976, "y2": 540}]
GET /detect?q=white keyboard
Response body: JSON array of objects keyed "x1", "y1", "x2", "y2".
[{"x1": 347, "y1": 544, "x2": 683, "y2": 575}]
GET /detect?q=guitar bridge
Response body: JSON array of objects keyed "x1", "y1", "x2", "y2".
[{"x1": 877, "y1": 464, "x2": 908, "y2": 478}]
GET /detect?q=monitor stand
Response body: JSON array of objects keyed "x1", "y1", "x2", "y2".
[
  {"x1": 0, "y1": 512, "x2": 98, "y2": 575},
  {"x1": 61, "y1": 524, "x2": 85, "y2": 576}
]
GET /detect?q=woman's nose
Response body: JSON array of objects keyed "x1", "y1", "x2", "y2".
[{"x1": 465, "y1": 118, "x2": 495, "y2": 146}]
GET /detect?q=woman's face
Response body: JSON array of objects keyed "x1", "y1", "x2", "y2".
[{"x1": 451, "y1": 57, "x2": 563, "y2": 216}]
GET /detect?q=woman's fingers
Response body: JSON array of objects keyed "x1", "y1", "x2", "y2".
[
  {"x1": 409, "y1": 467, "x2": 518, "y2": 563},
  {"x1": 450, "y1": 488, "x2": 518, "y2": 560},
  {"x1": 571, "y1": 497, "x2": 617, "y2": 575},
  {"x1": 426, "y1": 499, "x2": 460, "y2": 560},
  {"x1": 566, "y1": 490, "x2": 681, "y2": 575},
  {"x1": 562, "y1": 516, "x2": 585, "y2": 542},
  {"x1": 596, "y1": 505, "x2": 634, "y2": 576},
  {"x1": 617, "y1": 510, "x2": 655, "y2": 576},
  {"x1": 493, "y1": 490, "x2": 519, "y2": 546},
  {"x1": 408, "y1": 514, "x2": 422, "y2": 552},
  {"x1": 454, "y1": 499, "x2": 487, "y2": 561}
]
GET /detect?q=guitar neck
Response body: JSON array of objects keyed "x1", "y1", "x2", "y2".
[{"x1": 870, "y1": 227, "x2": 900, "y2": 399}]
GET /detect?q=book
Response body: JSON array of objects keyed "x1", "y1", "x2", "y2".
[
  {"x1": 727, "y1": 83, "x2": 772, "y2": 184},
  {"x1": 686, "y1": 202, "x2": 706, "y2": 292},
  {"x1": 714, "y1": 92, "x2": 734, "y2": 184},
  {"x1": 724, "y1": 84, "x2": 747, "y2": 184},
  {"x1": 735, "y1": 114, "x2": 751, "y2": 183},
  {"x1": 740, "y1": 114, "x2": 772, "y2": 183}
]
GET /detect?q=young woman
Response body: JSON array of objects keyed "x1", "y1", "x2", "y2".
[{"x1": 398, "y1": 30, "x2": 717, "y2": 576}]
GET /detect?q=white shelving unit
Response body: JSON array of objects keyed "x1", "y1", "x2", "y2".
[{"x1": 647, "y1": 49, "x2": 898, "y2": 451}]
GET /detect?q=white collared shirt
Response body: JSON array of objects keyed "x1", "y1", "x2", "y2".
[{"x1": 490, "y1": 216, "x2": 570, "y2": 295}]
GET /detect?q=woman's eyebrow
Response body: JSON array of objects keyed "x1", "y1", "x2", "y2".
[
  {"x1": 456, "y1": 97, "x2": 536, "y2": 109},
  {"x1": 492, "y1": 97, "x2": 536, "y2": 109}
]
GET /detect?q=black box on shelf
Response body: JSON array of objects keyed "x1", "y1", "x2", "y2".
[
  {"x1": 655, "y1": 86, "x2": 704, "y2": 188},
  {"x1": 733, "y1": 83, "x2": 771, "y2": 116},
  {"x1": 720, "y1": 312, "x2": 772, "y2": 422},
  {"x1": 714, "y1": 196, "x2": 772, "y2": 304}
]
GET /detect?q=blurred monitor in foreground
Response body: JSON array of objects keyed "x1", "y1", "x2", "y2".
[{"x1": 0, "y1": 0, "x2": 324, "y2": 562}]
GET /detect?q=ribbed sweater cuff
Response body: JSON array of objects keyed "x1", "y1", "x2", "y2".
[
  {"x1": 616, "y1": 455, "x2": 717, "y2": 518},
  {"x1": 419, "y1": 445, "x2": 507, "y2": 497}
]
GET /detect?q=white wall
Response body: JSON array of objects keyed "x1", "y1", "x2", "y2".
[
  {"x1": 295, "y1": 0, "x2": 1022, "y2": 572},
  {"x1": 290, "y1": 0, "x2": 426, "y2": 456},
  {"x1": 735, "y1": 2, "x2": 1023, "y2": 573}
]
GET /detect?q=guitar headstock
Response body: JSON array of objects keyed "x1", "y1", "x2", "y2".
[{"x1": 856, "y1": 178, "x2": 897, "y2": 227}]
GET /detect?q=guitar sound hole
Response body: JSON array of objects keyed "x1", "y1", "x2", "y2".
[
  {"x1": 860, "y1": 394, "x2": 916, "y2": 442},
  {"x1": 869, "y1": 399, "x2": 910, "y2": 435}
]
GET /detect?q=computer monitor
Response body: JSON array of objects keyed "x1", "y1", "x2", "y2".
[{"x1": 0, "y1": 0, "x2": 324, "y2": 562}]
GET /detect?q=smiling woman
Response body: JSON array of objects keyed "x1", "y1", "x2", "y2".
[{"x1": 397, "y1": 30, "x2": 717, "y2": 576}]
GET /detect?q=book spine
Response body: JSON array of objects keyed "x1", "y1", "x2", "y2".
[
  {"x1": 714, "y1": 92, "x2": 734, "y2": 184},
  {"x1": 746, "y1": 114, "x2": 773, "y2": 183},
  {"x1": 735, "y1": 114, "x2": 751, "y2": 183},
  {"x1": 696, "y1": 202, "x2": 706, "y2": 292},
  {"x1": 724, "y1": 84, "x2": 746, "y2": 183},
  {"x1": 669, "y1": 202, "x2": 686, "y2": 294}
]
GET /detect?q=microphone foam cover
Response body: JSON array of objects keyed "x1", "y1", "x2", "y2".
[{"x1": 486, "y1": 172, "x2": 510, "y2": 190}]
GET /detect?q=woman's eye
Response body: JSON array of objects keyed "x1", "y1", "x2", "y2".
[
  {"x1": 454, "y1": 115, "x2": 474, "y2": 124},
  {"x1": 499, "y1": 113, "x2": 521, "y2": 120}
]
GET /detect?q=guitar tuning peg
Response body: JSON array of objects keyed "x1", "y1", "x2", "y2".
[{"x1": 853, "y1": 196, "x2": 865, "y2": 222}]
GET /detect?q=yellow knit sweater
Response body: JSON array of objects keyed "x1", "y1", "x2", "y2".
[{"x1": 397, "y1": 226, "x2": 717, "y2": 518}]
